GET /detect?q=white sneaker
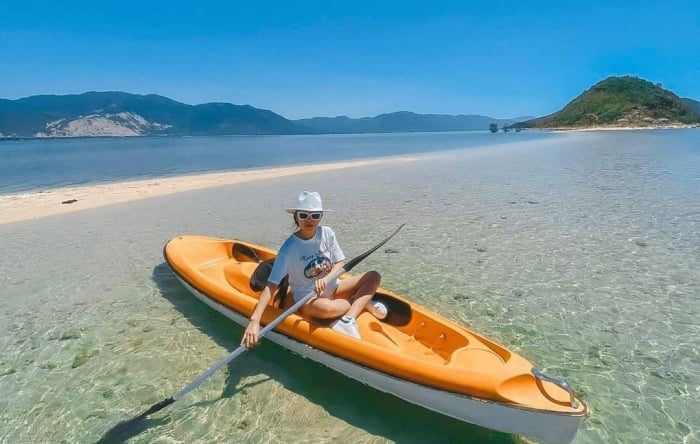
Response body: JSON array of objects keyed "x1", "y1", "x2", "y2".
[
  {"x1": 367, "y1": 301, "x2": 388, "y2": 320},
  {"x1": 331, "y1": 315, "x2": 361, "y2": 339}
]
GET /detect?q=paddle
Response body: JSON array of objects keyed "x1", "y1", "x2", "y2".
[{"x1": 98, "y1": 224, "x2": 404, "y2": 442}]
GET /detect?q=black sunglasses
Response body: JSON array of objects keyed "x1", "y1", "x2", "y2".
[{"x1": 297, "y1": 211, "x2": 323, "y2": 220}]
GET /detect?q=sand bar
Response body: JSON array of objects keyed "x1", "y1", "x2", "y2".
[{"x1": 0, "y1": 157, "x2": 417, "y2": 224}]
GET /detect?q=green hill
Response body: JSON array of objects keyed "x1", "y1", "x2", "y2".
[
  {"x1": 522, "y1": 76, "x2": 700, "y2": 128},
  {"x1": 684, "y1": 98, "x2": 700, "y2": 115}
]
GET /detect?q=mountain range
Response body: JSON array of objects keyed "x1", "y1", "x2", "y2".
[
  {"x1": 0, "y1": 92, "x2": 529, "y2": 138},
  {"x1": 0, "y1": 92, "x2": 302, "y2": 138},
  {"x1": 1, "y1": 76, "x2": 698, "y2": 138},
  {"x1": 296, "y1": 112, "x2": 529, "y2": 134}
]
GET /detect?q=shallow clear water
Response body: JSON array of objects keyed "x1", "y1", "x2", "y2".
[
  {"x1": 0, "y1": 131, "x2": 550, "y2": 194},
  {"x1": 0, "y1": 130, "x2": 698, "y2": 443}
]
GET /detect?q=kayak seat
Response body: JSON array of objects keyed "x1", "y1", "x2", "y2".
[
  {"x1": 224, "y1": 261, "x2": 261, "y2": 295},
  {"x1": 224, "y1": 260, "x2": 290, "y2": 308},
  {"x1": 248, "y1": 259, "x2": 289, "y2": 308}
]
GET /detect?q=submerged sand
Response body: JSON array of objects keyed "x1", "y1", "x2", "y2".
[{"x1": 0, "y1": 157, "x2": 416, "y2": 224}]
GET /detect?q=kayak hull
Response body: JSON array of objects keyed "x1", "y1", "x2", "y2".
[{"x1": 164, "y1": 235, "x2": 587, "y2": 443}]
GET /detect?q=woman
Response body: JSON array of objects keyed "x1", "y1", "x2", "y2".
[{"x1": 242, "y1": 191, "x2": 385, "y2": 348}]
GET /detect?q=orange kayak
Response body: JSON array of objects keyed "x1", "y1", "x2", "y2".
[{"x1": 164, "y1": 235, "x2": 587, "y2": 443}]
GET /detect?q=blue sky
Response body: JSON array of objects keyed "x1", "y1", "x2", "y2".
[{"x1": 1, "y1": 1, "x2": 698, "y2": 119}]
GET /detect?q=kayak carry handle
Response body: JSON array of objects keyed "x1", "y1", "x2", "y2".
[{"x1": 531, "y1": 368, "x2": 580, "y2": 409}]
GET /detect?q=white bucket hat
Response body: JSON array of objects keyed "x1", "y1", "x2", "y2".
[{"x1": 285, "y1": 191, "x2": 332, "y2": 213}]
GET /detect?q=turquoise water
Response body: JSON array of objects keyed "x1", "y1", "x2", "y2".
[{"x1": 0, "y1": 130, "x2": 698, "y2": 443}]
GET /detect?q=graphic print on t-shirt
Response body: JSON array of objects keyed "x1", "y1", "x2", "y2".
[{"x1": 304, "y1": 255, "x2": 332, "y2": 279}]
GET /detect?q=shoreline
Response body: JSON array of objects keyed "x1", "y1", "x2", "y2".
[
  {"x1": 0, "y1": 157, "x2": 418, "y2": 225},
  {"x1": 544, "y1": 123, "x2": 699, "y2": 132}
]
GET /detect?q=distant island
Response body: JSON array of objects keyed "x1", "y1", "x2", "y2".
[
  {"x1": 517, "y1": 76, "x2": 700, "y2": 130},
  {"x1": 0, "y1": 76, "x2": 697, "y2": 138}
]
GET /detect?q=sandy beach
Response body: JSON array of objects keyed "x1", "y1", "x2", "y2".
[
  {"x1": 0, "y1": 157, "x2": 416, "y2": 224},
  {"x1": 546, "y1": 123, "x2": 699, "y2": 132}
]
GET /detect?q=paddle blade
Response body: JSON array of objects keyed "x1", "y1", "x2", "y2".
[{"x1": 96, "y1": 397, "x2": 175, "y2": 443}]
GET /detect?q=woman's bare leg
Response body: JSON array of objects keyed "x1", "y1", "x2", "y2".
[
  {"x1": 301, "y1": 297, "x2": 350, "y2": 319},
  {"x1": 334, "y1": 270, "x2": 381, "y2": 318},
  {"x1": 300, "y1": 270, "x2": 381, "y2": 320}
]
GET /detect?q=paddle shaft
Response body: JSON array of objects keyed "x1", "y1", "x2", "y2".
[
  {"x1": 134, "y1": 224, "x2": 404, "y2": 418},
  {"x1": 174, "y1": 285, "x2": 319, "y2": 401}
]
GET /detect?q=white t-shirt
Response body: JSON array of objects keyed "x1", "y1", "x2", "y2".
[{"x1": 268, "y1": 226, "x2": 345, "y2": 302}]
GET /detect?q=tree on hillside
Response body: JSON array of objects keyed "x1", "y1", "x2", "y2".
[{"x1": 489, "y1": 123, "x2": 498, "y2": 133}]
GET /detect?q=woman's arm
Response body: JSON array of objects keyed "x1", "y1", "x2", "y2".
[
  {"x1": 314, "y1": 261, "x2": 345, "y2": 296},
  {"x1": 242, "y1": 282, "x2": 278, "y2": 348},
  {"x1": 329, "y1": 261, "x2": 345, "y2": 277}
]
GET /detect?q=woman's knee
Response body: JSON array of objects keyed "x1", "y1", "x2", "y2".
[{"x1": 364, "y1": 270, "x2": 381, "y2": 286}]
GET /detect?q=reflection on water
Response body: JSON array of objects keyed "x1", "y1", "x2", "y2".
[{"x1": 0, "y1": 130, "x2": 698, "y2": 443}]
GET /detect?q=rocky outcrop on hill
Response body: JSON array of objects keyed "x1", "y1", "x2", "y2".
[{"x1": 35, "y1": 112, "x2": 171, "y2": 137}]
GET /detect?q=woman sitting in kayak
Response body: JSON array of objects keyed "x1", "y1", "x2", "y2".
[{"x1": 242, "y1": 191, "x2": 383, "y2": 347}]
